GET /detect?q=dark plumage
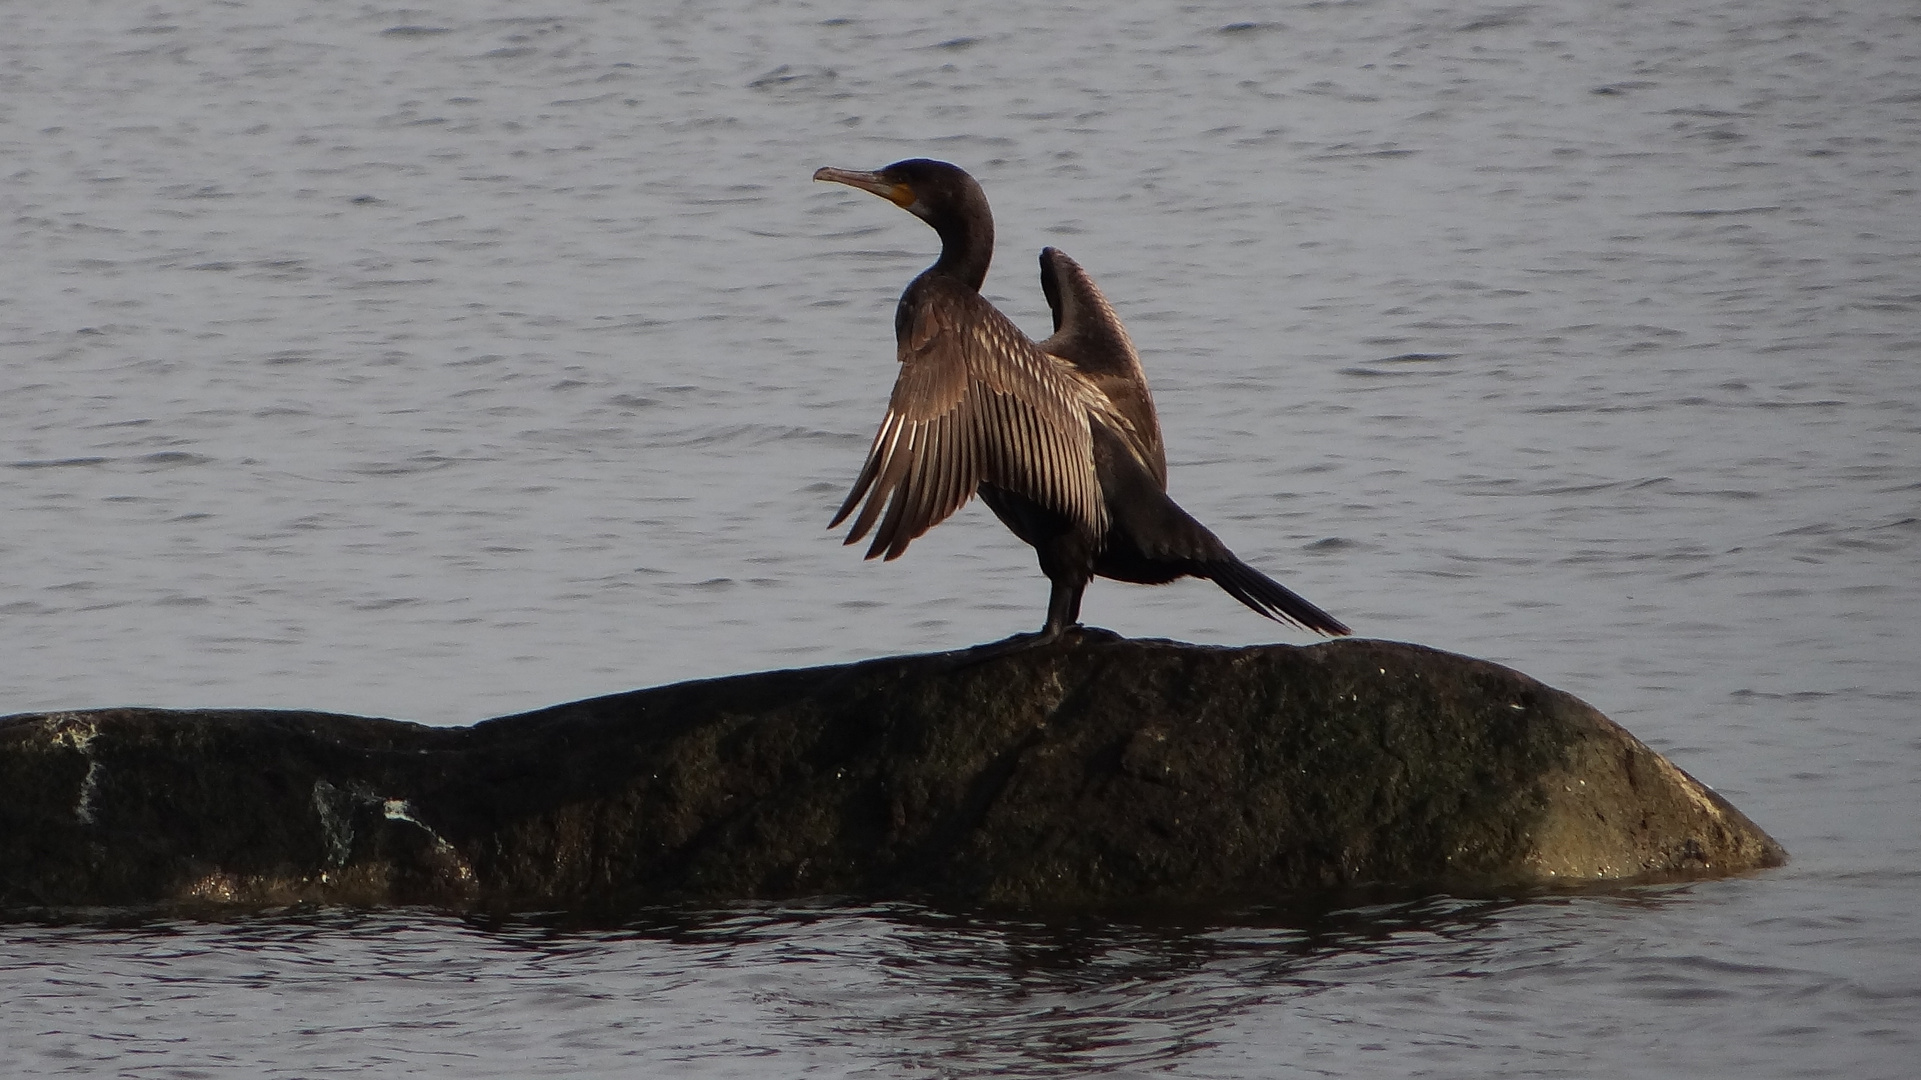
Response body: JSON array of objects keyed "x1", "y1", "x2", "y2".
[{"x1": 814, "y1": 158, "x2": 1349, "y2": 640}]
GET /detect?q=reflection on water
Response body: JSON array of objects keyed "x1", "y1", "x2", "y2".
[
  {"x1": 1, "y1": 896, "x2": 1549, "y2": 1077},
  {"x1": 6, "y1": 876, "x2": 1917, "y2": 1077}
]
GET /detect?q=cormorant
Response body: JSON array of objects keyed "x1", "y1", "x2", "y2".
[{"x1": 814, "y1": 158, "x2": 1349, "y2": 640}]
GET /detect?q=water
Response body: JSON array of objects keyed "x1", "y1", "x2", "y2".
[{"x1": 2, "y1": 0, "x2": 1917, "y2": 1075}]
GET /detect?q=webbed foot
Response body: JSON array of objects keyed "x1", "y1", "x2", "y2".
[{"x1": 948, "y1": 624, "x2": 1122, "y2": 666}]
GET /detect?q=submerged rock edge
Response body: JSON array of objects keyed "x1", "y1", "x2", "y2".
[{"x1": 0, "y1": 638, "x2": 1785, "y2": 913}]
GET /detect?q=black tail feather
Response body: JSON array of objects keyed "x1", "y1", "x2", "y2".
[{"x1": 1206, "y1": 557, "x2": 1351, "y2": 637}]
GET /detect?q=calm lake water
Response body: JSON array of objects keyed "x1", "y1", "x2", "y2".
[{"x1": 3, "y1": 0, "x2": 1917, "y2": 1075}]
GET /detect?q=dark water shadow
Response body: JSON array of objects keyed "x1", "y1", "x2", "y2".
[
  {"x1": 446, "y1": 884, "x2": 1708, "y2": 1076},
  {"x1": 2, "y1": 883, "x2": 1713, "y2": 1077}
]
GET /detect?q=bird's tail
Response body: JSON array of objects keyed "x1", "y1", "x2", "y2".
[
  {"x1": 1092, "y1": 422, "x2": 1350, "y2": 637},
  {"x1": 1203, "y1": 556, "x2": 1351, "y2": 637}
]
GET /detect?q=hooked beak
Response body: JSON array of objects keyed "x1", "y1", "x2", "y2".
[{"x1": 814, "y1": 166, "x2": 918, "y2": 211}]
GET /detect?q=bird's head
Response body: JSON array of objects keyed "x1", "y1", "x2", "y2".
[
  {"x1": 815, "y1": 159, "x2": 987, "y2": 227},
  {"x1": 814, "y1": 159, "x2": 994, "y2": 286}
]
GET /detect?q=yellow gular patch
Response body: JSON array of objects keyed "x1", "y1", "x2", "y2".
[{"x1": 888, "y1": 182, "x2": 918, "y2": 208}]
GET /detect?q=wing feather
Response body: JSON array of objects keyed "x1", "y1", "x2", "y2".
[
  {"x1": 891, "y1": 418, "x2": 939, "y2": 559},
  {"x1": 933, "y1": 408, "x2": 965, "y2": 523},
  {"x1": 848, "y1": 424, "x2": 914, "y2": 549},
  {"x1": 867, "y1": 438, "x2": 915, "y2": 560},
  {"x1": 831, "y1": 413, "x2": 899, "y2": 529}
]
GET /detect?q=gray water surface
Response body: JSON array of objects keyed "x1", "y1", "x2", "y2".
[{"x1": 3, "y1": 1, "x2": 1917, "y2": 1076}]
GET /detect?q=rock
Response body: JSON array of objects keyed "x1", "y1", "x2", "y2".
[{"x1": 0, "y1": 636, "x2": 1784, "y2": 913}]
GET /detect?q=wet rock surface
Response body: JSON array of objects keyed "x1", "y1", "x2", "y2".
[{"x1": 0, "y1": 637, "x2": 1785, "y2": 913}]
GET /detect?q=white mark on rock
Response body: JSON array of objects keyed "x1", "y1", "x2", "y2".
[
  {"x1": 383, "y1": 797, "x2": 468, "y2": 876},
  {"x1": 312, "y1": 780, "x2": 357, "y2": 868},
  {"x1": 46, "y1": 714, "x2": 102, "y2": 825},
  {"x1": 310, "y1": 782, "x2": 471, "y2": 883},
  {"x1": 75, "y1": 760, "x2": 101, "y2": 824}
]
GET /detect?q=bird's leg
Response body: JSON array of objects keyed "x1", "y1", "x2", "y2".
[
  {"x1": 1042, "y1": 573, "x2": 1087, "y2": 637},
  {"x1": 944, "y1": 573, "x2": 1093, "y2": 666}
]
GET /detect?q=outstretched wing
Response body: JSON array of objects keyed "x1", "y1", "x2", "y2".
[
  {"x1": 831, "y1": 277, "x2": 1109, "y2": 560},
  {"x1": 1037, "y1": 247, "x2": 1166, "y2": 488}
]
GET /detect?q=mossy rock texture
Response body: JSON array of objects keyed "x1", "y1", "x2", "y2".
[{"x1": 0, "y1": 636, "x2": 1784, "y2": 913}]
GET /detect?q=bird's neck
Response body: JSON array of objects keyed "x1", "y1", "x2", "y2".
[{"x1": 928, "y1": 212, "x2": 993, "y2": 291}]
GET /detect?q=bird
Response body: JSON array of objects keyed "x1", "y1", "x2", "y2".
[{"x1": 813, "y1": 158, "x2": 1349, "y2": 642}]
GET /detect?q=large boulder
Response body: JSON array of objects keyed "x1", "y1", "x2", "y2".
[{"x1": 0, "y1": 636, "x2": 1784, "y2": 912}]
